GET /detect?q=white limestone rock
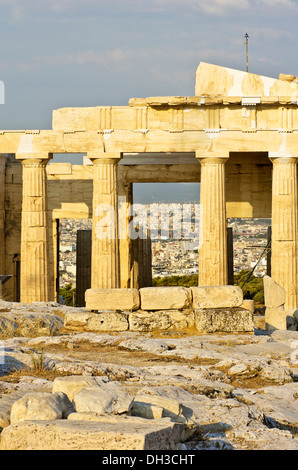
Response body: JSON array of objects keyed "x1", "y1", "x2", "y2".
[
  {"x1": 73, "y1": 384, "x2": 134, "y2": 415},
  {"x1": 52, "y1": 375, "x2": 108, "y2": 402},
  {"x1": 0, "y1": 419, "x2": 182, "y2": 450},
  {"x1": 10, "y1": 391, "x2": 73, "y2": 424}
]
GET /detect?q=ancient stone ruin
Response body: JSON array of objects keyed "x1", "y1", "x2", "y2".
[{"x1": 0, "y1": 63, "x2": 298, "y2": 451}]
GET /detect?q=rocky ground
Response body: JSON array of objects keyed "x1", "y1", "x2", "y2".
[{"x1": 0, "y1": 300, "x2": 298, "y2": 450}]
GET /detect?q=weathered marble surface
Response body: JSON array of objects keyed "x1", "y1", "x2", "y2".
[{"x1": 0, "y1": 301, "x2": 298, "y2": 450}]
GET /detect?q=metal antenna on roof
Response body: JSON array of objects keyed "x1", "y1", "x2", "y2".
[{"x1": 244, "y1": 33, "x2": 249, "y2": 72}]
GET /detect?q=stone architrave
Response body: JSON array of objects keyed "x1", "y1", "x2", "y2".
[
  {"x1": 88, "y1": 152, "x2": 122, "y2": 290},
  {"x1": 196, "y1": 154, "x2": 229, "y2": 286},
  {"x1": 16, "y1": 153, "x2": 52, "y2": 303},
  {"x1": 269, "y1": 153, "x2": 298, "y2": 309}
]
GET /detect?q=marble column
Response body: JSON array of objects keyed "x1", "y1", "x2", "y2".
[
  {"x1": 0, "y1": 155, "x2": 6, "y2": 277},
  {"x1": 17, "y1": 154, "x2": 52, "y2": 303},
  {"x1": 270, "y1": 153, "x2": 298, "y2": 309},
  {"x1": 196, "y1": 154, "x2": 228, "y2": 286},
  {"x1": 118, "y1": 178, "x2": 133, "y2": 288},
  {"x1": 89, "y1": 152, "x2": 122, "y2": 289}
]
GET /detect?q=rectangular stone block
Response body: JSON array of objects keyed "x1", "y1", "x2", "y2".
[
  {"x1": 191, "y1": 286, "x2": 243, "y2": 309},
  {"x1": 0, "y1": 419, "x2": 181, "y2": 450},
  {"x1": 85, "y1": 288, "x2": 140, "y2": 311},
  {"x1": 139, "y1": 287, "x2": 192, "y2": 311},
  {"x1": 64, "y1": 311, "x2": 129, "y2": 332},
  {"x1": 195, "y1": 308, "x2": 254, "y2": 334},
  {"x1": 265, "y1": 307, "x2": 287, "y2": 331},
  {"x1": 129, "y1": 309, "x2": 195, "y2": 332}
]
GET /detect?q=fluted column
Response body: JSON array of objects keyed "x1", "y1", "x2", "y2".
[
  {"x1": 0, "y1": 155, "x2": 6, "y2": 277},
  {"x1": 270, "y1": 153, "x2": 298, "y2": 309},
  {"x1": 89, "y1": 152, "x2": 122, "y2": 289},
  {"x1": 197, "y1": 154, "x2": 228, "y2": 286},
  {"x1": 17, "y1": 153, "x2": 52, "y2": 303}
]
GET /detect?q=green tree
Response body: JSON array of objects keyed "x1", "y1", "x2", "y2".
[{"x1": 59, "y1": 283, "x2": 76, "y2": 306}]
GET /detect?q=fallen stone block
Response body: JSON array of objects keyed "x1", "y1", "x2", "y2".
[
  {"x1": 0, "y1": 419, "x2": 183, "y2": 450},
  {"x1": 68, "y1": 408, "x2": 200, "y2": 443},
  {"x1": 73, "y1": 384, "x2": 134, "y2": 415},
  {"x1": 191, "y1": 285, "x2": 243, "y2": 309},
  {"x1": 132, "y1": 394, "x2": 183, "y2": 421},
  {"x1": 139, "y1": 287, "x2": 192, "y2": 310},
  {"x1": 263, "y1": 276, "x2": 286, "y2": 309},
  {"x1": 195, "y1": 308, "x2": 254, "y2": 334},
  {"x1": 10, "y1": 392, "x2": 73, "y2": 424},
  {"x1": 130, "y1": 401, "x2": 164, "y2": 419},
  {"x1": 52, "y1": 375, "x2": 108, "y2": 402},
  {"x1": 64, "y1": 310, "x2": 129, "y2": 332},
  {"x1": 129, "y1": 309, "x2": 195, "y2": 332},
  {"x1": 85, "y1": 288, "x2": 140, "y2": 311}
]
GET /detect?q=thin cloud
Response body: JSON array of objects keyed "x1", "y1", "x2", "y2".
[{"x1": 32, "y1": 49, "x2": 132, "y2": 68}]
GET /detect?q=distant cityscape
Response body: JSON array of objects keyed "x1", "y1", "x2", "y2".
[{"x1": 59, "y1": 203, "x2": 270, "y2": 288}]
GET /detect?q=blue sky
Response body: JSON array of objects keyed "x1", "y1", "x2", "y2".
[{"x1": 0, "y1": 0, "x2": 298, "y2": 132}]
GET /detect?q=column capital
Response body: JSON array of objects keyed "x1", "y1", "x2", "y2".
[
  {"x1": 195, "y1": 151, "x2": 229, "y2": 165},
  {"x1": 269, "y1": 151, "x2": 298, "y2": 164},
  {"x1": 16, "y1": 152, "x2": 53, "y2": 166},
  {"x1": 88, "y1": 151, "x2": 122, "y2": 165}
]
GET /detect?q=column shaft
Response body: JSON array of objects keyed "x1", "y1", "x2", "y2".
[
  {"x1": 19, "y1": 157, "x2": 50, "y2": 303},
  {"x1": 90, "y1": 154, "x2": 121, "y2": 289},
  {"x1": 118, "y1": 179, "x2": 133, "y2": 288},
  {"x1": 198, "y1": 157, "x2": 228, "y2": 286},
  {"x1": 271, "y1": 156, "x2": 298, "y2": 309},
  {"x1": 0, "y1": 155, "x2": 6, "y2": 277}
]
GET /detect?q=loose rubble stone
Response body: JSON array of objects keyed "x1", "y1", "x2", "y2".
[
  {"x1": 73, "y1": 384, "x2": 134, "y2": 415},
  {"x1": 139, "y1": 287, "x2": 192, "y2": 311},
  {"x1": 10, "y1": 392, "x2": 73, "y2": 424},
  {"x1": 52, "y1": 375, "x2": 108, "y2": 401}
]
